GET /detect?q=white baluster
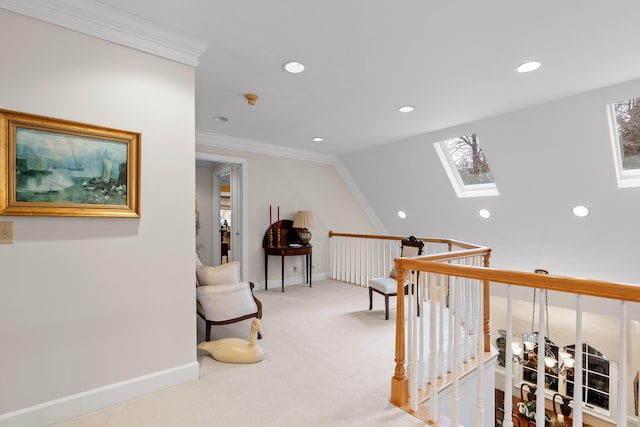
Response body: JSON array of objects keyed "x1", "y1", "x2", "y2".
[
  {"x1": 418, "y1": 271, "x2": 427, "y2": 388},
  {"x1": 536, "y1": 290, "x2": 546, "y2": 427},
  {"x1": 466, "y1": 278, "x2": 473, "y2": 361},
  {"x1": 438, "y1": 273, "x2": 446, "y2": 378},
  {"x1": 503, "y1": 284, "x2": 514, "y2": 427},
  {"x1": 338, "y1": 237, "x2": 344, "y2": 282},
  {"x1": 475, "y1": 276, "x2": 485, "y2": 427},
  {"x1": 618, "y1": 301, "x2": 628, "y2": 427},
  {"x1": 572, "y1": 294, "x2": 583, "y2": 425},
  {"x1": 452, "y1": 275, "x2": 461, "y2": 427},
  {"x1": 364, "y1": 239, "x2": 370, "y2": 287},
  {"x1": 349, "y1": 238, "x2": 354, "y2": 284},
  {"x1": 429, "y1": 272, "x2": 438, "y2": 423}
]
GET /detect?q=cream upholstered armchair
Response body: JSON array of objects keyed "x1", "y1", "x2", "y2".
[{"x1": 196, "y1": 258, "x2": 262, "y2": 341}]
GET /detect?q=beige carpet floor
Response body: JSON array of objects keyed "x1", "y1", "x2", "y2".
[{"x1": 55, "y1": 280, "x2": 425, "y2": 427}]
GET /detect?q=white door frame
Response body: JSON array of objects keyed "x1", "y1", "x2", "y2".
[{"x1": 195, "y1": 152, "x2": 249, "y2": 281}]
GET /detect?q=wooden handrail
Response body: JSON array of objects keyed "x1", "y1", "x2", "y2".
[
  {"x1": 410, "y1": 247, "x2": 491, "y2": 262},
  {"x1": 329, "y1": 230, "x2": 449, "y2": 244},
  {"x1": 396, "y1": 258, "x2": 640, "y2": 303}
]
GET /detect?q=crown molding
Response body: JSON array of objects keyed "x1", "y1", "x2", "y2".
[
  {"x1": 196, "y1": 131, "x2": 338, "y2": 165},
  {"x1": 196, "y1": 130, "x2": 387, "y2": 234},
  {"x1": 0, "y1": 0, "x2": 208, "y2": 67}
]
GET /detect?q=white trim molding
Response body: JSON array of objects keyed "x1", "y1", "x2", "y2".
[
  {"x1": 0, "y1": 362, "x2": 199, "y2": 427},
  {"x1": 0, "y1": 0, "x2": 208, "y2": 67},
  {"x1": 196, "y1": 131, "x2": 388, "y2": 235},
  {"x1": 197, "y1": 131, "x2": 337, "y2": 165}
]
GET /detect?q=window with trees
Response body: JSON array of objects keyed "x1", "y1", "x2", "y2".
[
  {"x1": 608, "y1": 97, "x2": 640, "y2": 187},
  {"x1": 433, "y1": 133, "x2": 499, "y2": 197}
]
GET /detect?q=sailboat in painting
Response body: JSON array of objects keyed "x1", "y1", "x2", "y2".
[{"x1": 67, "y1": 142, "x2": 84, "y2": 172}]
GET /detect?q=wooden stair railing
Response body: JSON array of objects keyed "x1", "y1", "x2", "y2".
[
  {"x1": 329, "y1": 231, "x2": 640, "y2": 425},
  {"x1": 393, "y1": 257, "x2": 640, "y2": 425}
]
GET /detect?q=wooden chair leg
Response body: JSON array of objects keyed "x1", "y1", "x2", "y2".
[
  {"x1": 369, "y1": 287, "x2": 373, "y2": 310},
  {"x1": 206, "y1": 322, "x2": 212, "y2": 341},
  {"x1": 384, "y1": 295, "x2": 390, "y2": 320}
]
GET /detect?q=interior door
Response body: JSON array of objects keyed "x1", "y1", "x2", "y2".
[{"x1": 229, "y1": 163, "x2": 242, "y2": 265}]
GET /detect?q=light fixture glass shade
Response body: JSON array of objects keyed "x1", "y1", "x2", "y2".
[
  {"x1": 559, "y1": 351, "x2": 575, "y2": 369},
  {"x1": 563, "y1": 357, "x2": 575, "y2": 369},
  {"x1": 512, "y1": 342, "x2": 524, "y2": 356},
  {"x1": 524, "y1": 340, "x2": 535, "y2": 351},
  {"x1": 545, "y1": 355, "x2": 558, "y2": 368},
  {"x1": 293, "y1": 211, "x2": 315, "y2": 229},
  {"x1": 221, "y1": 209, "x2": 231, "y2": 220}
]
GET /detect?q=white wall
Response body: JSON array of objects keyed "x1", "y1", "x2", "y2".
[
  {"x1": 195, "y1": 143, "x2": 378, "y2": 288},
  {"x1": 196, "y1": 164, "x2": 215, "y2": 265},
  {"x1": 341, "y1": 78, "x2": 640, "y2": 285},
  {"x1": 0, "y1": 10, "x2": 197, "y2": 425}
]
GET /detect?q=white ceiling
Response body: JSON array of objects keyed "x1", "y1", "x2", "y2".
[{"x1": 26, "y1": 1, "x2": 640, "y2": 156}]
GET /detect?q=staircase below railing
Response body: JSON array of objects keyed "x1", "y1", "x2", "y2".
[{"x1": 329, "y1": 231, "x2": 640, "y2": 427}]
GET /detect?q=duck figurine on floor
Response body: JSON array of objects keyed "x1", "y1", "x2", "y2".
[{"x1": 198, "y1": 319, "x2": 264, "y2": 364}]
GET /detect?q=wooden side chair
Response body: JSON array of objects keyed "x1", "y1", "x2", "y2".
[
  {"x1": 368, "y1": 236, "x2": 424, "y2": 320},
  {"x1": 552, "y1": 392, "x2": 573, "y2": 417},
  {"x1": 520, "y1": 383, "x2": 537, "y2": 402}
]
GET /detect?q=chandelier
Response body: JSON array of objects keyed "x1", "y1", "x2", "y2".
[{"x1": 511, "y1": 270, "x2": 575, "y2": 373}]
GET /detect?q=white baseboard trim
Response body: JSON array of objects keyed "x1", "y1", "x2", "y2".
[{"x1": 0, "y1": 362, "x2": 199, "y2": 427}]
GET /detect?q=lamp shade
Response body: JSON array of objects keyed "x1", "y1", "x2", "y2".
[{"x1": 293, "y1": 211, "x2": 315, "y2": 229}]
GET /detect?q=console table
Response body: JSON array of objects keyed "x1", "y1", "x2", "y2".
[{"x1": 263, "y1": 220, "x2": 312, "y2": 292}]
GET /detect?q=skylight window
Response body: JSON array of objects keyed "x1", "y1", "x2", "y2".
[
  {"x1": 433, "y1": 133, "x2": 499, "y2": 198},
  {"x1": 607, "y1": 97, "x2": 640, "y2": 187}
]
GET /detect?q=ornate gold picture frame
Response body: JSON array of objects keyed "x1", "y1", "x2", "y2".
[{"x1": 0, "y1": 109, "x2": 140, "y2": 217}]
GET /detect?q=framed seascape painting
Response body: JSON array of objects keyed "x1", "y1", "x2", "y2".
[{"x1": 0, "y1": 110, "x2": 140, "y2": 217}]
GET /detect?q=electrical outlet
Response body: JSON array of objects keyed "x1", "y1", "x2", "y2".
[{"x1": 0, "y1": 222, "x2": 13, "y2": 244}]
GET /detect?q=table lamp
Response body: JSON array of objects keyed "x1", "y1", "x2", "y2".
[{"x1": 293, "y1": 211, "x2": 315, "y2": 245}]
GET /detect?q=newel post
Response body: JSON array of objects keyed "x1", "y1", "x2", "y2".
[
  {"x1": 390, "y1": 265, "x2": 408, "y2": 406},
  {"x1": 483, "y1": 251, "x2": 492, "y2": 352}
]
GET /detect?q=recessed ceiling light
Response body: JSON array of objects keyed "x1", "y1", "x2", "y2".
[
  {"x1": 398, "y1": 105, "x2": 415, "y2": 113},
  {"x1": 397, "y1": 210, "x2": 407, "y2": 219},
  {"x1": 283, "y1": 61, "x2": 305, "y2": 74},
  {"x1": 515, "y1": 61, "x2": 541, "y2": 73},
  {"x1": 478, "y1": 209, "x2": 491, "y2": 219},
  {"x1": 212, "y1": 116, "x2": 229, "y2": 122},
  {"x1": 312, "y1": 137, "x2": 324, "y2": 142},
  {"x1": 572, "y1": 205, "x2": 589, "y2": 217}
]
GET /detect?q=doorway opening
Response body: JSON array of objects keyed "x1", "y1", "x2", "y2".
[{"x1": 195, "y1": 152, "x2": 248, "y2": 281}]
